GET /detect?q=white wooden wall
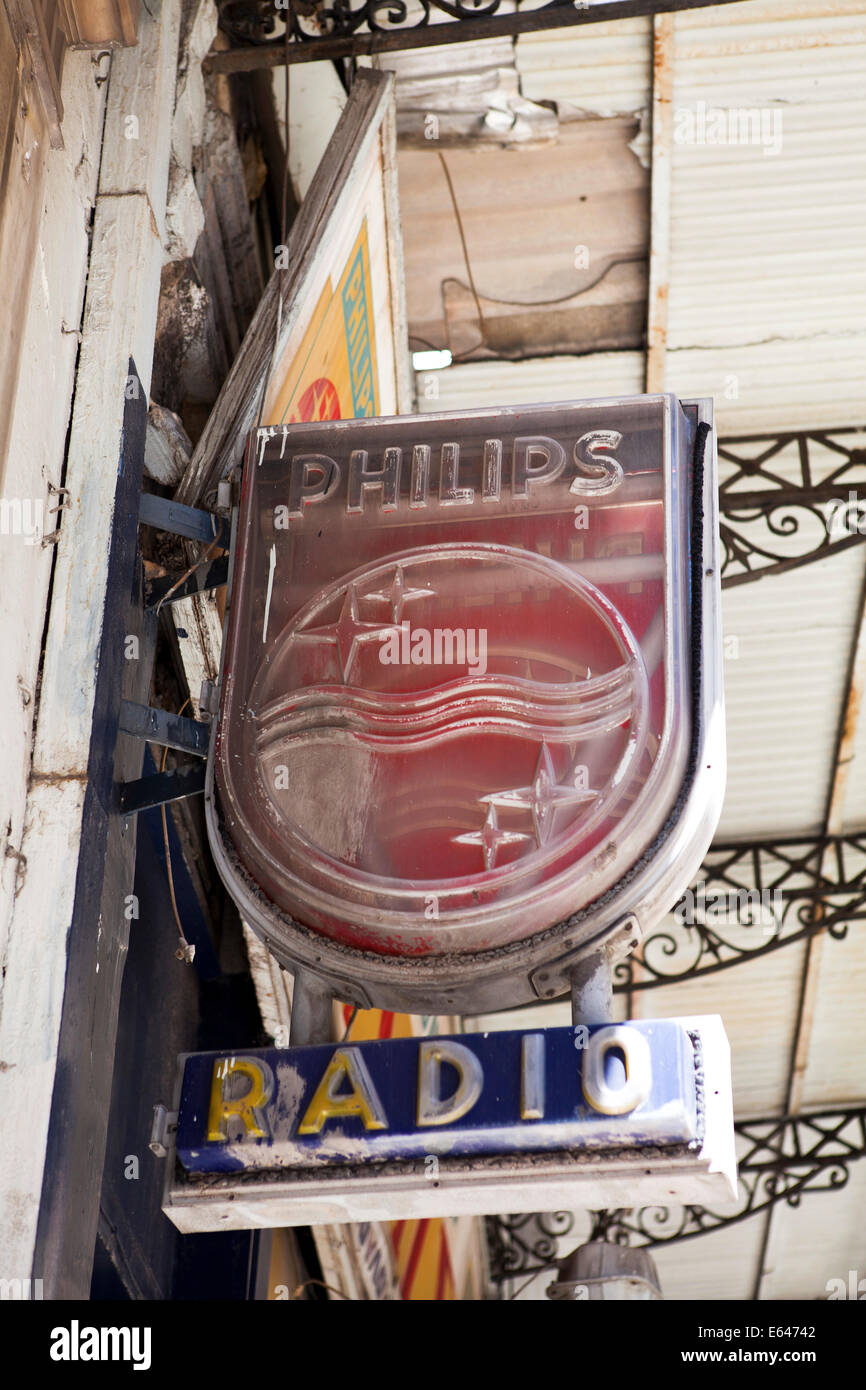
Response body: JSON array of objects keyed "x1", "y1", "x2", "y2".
[{"x1": 0, "y1": 0, "x2": 181, "y2": 1282}]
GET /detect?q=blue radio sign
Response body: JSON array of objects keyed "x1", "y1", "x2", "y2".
[{"x1": 175, "y1": 1022, "x2": 700, "y2": 1174}]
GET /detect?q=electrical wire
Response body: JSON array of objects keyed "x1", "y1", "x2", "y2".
[
  {"x1": 159, "y1": 697, "x2": 195, "y2": 962},
  {"x1": 290, "y1": 1278, "x2": 352, "y2": 1300},
  {"x1": 508, "y1": 1270, "x2": 545, "y2": 1301},
  {"x1": 437, "y1": 150, "x2": 487, "y2": 362},
  {"x1": 423, "y1": 155, "x2": 642, "y2": 368},
  {"x1": 154, "y1": 534, "x2": 223, "y2": 619}
]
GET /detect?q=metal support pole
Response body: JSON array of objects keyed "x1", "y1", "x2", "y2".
[
  {"x1": 554, "y1": 949, "x2": 663, "y2": 1301},
  {"x1": 569, "y1": 951, "x2": 613, "y2": 1027},
  {"x1": 289, "y1": 969, "x2": 334, "y2": 1047}
]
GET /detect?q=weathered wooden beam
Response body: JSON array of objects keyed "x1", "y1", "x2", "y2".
[
  {"x1": 4, "y1": 0, "x2": 66, "y2": 146},
  {"x1": 0, "y1": 0, "x2": 181, "y2": 1296}
]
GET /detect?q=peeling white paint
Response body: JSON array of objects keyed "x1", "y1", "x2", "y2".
[{"x1": 0, "y1": 4, "x2": 182, "y2": 1280}]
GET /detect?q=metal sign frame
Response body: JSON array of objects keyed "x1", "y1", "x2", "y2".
[
  {"x1": 161, "y1": 1015, "x2": 736, "y2": 1233},
  {"x1": 201, "y1": 396, "x2": 724, "y2": 1015}
]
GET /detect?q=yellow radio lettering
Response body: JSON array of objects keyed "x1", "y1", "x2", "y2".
[
  {"x1": 298, "y1": 1047, "x2": 388, "y2": 1134},
  {"x1": 207, "y1": 1056, "x2": 273, "y2": 1142}
]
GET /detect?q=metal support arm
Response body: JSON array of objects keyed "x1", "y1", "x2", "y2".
[
  {"x1": 118, "y1": 701, "x2": 211, "y2": 757},
  {"x1": 138, "y1": 491, "x2": 230, "y2": 548},
  {"x1": 289, "y1": 969, "x2": 334, "y2": 1047}
]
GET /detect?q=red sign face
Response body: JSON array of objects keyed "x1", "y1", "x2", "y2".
[{"x1": 215, "y1": 398, "x2": 694, "y2": 957}]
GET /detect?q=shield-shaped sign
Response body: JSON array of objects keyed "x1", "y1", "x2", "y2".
[{"x1": 205, "y1": 394, "x2": 724, "y2": 1012}]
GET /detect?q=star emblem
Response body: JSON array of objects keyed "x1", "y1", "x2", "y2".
[
  {"x1": 366, "y1": 563, "x2": 435, "y2": 623},
  {"x1": 482, "y1": 742, "x2": 597, "y2": 847},
  {"x1": 295, "y1": 583, "x2": 400, "y2": 683},
  {"x1": 453, "y1": 804, "x2": 532, "y2": 871}
]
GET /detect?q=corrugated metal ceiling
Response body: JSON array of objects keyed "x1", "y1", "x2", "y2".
[
  {"x1": 415, "y1": 351, "x2": 645, "y2": 412},
  {"x1": 517, "y1": 16, "x2": 652, "y2": 117},
  {"x1": 759, "y1": 1158, "x2": 866, "y2": 1298},
  {"x1": 717, "y1": 549, "x2": 865, "y2": 839},
  {"x1": 666, "y1": 0, "x2": 866, "y2": 428}
]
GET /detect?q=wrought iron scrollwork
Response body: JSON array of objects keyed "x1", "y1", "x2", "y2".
[
  {"x1": 486, "y1": 1108, "x2": 866, "y2": 1285},
  {"x1": 212, "y1": 0, "x2": 753, "y2": 67},
  {"x1": 718, "y1": 428, "x2": 866, "y2": 587},
  {"x1": 485, "y1": 1210, "x2": 578, "y2": 1285},
  {"x1": 614, "y1": 833, "x2": 866, "y2": 993}
]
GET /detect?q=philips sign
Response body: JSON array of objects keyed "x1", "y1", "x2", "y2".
[{"x1": 204, "y1": 394, "x2": 724, "y2": 1014}]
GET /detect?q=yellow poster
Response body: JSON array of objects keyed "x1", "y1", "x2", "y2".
[
  {"x1": 267, "y1": 221, "x2": 380, "y2": 427},
  {"x1": 338, "y1": 1005, "x2": 467, "y2": 1301}
]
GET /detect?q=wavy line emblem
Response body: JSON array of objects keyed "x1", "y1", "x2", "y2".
[{"x1": 248, "y1": 544, "x2": 649, "y2": 881}]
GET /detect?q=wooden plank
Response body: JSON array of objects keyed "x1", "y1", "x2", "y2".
[
  {"x1": 201, "y1": 93, "x2": 265, "y2": 335},
  {"x1": 97, "y1": 0, "x2": 179, "y2": 247},
  {"x1": 33, "y1": 375, "x2": 153, "y2": 1298},
  {"x1": 5, "y1": 0, "x2": 65, "y2": 146},
  {"x1": 0, "y1": 47, "x2": 105, "y2": 959},
  {"x1": 0, "y1": 776, "x2": 86, "y2": 1270},
  {"x1": 380, "y1": 76, "x2": 413, "y2": 416},
  {"x1": 0, "y1": 0, "x2": 180, "y2": 1288},
  {"x1": 30, "y1": 195, "x2": 164, "y2": 777},
  {"x1": 0, "y1": 7, "x2": 50, "y2": 472},
  {"x1": 242, "y1": 921, "x2": 293, "y2": 1046},
  {"x1": 170, "y1": 590, "x2": 223, "y2": 717}
]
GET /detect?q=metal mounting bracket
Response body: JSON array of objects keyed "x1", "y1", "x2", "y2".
[
  {"x1": 138, "y1": 492, "x2": 230, "y2": 548},
  {"x1": 529, "y1": 915, "x2": 640, "y2": 1002},
  {"x1": 118, "y1": 763, "x2": 207, "y2": 816},
  {"x1": 118, "y1": 700, "x2": 210, "y2": 757},
  {"x1": 149, "y1": 1104, "x2": 179, "y2": 1159}
]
